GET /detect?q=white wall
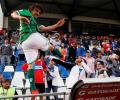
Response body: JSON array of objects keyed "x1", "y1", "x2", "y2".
[{"x1": 0, "y1": 3, "x2": 3, "y2": 28}]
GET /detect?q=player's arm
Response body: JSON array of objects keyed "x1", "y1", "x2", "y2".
[
  {"x1": 11, "y1": 11, "x2": 30, "y2": 24},
  {"x1": 39, "y1": 18, "x2": 65, "y2": 32}
]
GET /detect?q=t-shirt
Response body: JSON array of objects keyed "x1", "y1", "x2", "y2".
[
  {"x1": 17, "y1": 9, "x2": 39, "y2": 42},
  {"x1": 34, "y1": 60, "x2": 47, "y2": 83},
  {"x1": 21, "y1": 60, "x2": 47, "y2": 83}
]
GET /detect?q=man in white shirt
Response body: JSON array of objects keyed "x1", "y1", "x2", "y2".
[
  {"x1": 46, "y1": 59, "x2": 64, "y2": 100},
  {"x1": 66, "y1": 56, "x2": 92, "y2": 89}
]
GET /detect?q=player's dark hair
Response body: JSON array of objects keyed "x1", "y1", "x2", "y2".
[{"x1": 29, "y1": 3, "x2": 44, "y2": 14}]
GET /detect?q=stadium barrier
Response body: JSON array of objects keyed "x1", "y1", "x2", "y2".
[{"x1": 0, "y1": 92, "x2": 70, "y2": 100}]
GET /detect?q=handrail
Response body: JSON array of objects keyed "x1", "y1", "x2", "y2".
[{"x1": 0, "y1": 92, "x2": 69, "y2": 99}]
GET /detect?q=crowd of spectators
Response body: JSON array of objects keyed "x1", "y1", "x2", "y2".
[{"x1": 0, "y1": 28, "x2": 120, "y2": 99}]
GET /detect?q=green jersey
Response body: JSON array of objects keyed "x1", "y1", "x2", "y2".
[{"x1": 17, "y1": 9, "x2": 39, "y2": 42}]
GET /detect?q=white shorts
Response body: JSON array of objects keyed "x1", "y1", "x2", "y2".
[{"x1": 22, "y1": 32, "x2": 50, "y2": 64}]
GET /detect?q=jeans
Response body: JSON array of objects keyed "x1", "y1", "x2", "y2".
[
  {"x1": 1, "y1": 55, "x2": 11, "y2": 67},
  {"x1": 46, "y1": 80, "x2": 58, "y2": 100}
]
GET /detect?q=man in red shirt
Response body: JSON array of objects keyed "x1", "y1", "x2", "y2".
[{"x1": 22, "y1": 53, "x2": 48, "y2": 100}]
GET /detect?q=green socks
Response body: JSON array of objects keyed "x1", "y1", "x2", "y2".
[{"x1": 27, "y1": 69, "x2": 36, "y2": 90}]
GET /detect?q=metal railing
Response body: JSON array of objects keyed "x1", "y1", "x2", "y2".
[{"x1": 0, "y1": 92, "x2": 70, "y2": 100}]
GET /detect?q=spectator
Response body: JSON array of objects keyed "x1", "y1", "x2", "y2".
[
  {"x1": 68, "y1": 34, "x2": 75, "y2": 46},
  {"x1": 22, "y1": 51, "x2": 47, "y2": 100},
  {"x1": 95, "y1": 61, "x2": 109, "y2": 78},
  {"x1": 61, "y1": 34, "x2": 69, "y2": 48},
  {"x1": 84, "y1": 50, "x2": 95, "y2": 78},
  {"x1": 108, "y1": 54, "x2": 120, "y2": 77},
  {"x1": 102, "y1": 40, "x2": 110, "y2": 55},
  {"x1": 67, "y1": 42, "x2": 77, "y2": 63},
  {"x1": 76, "y1": 43, "x2": 85, "y2": 57},
  {"x1": 83, "y1": 36, "x2": 90, "y2": 51},
  {"x1": 91, "y1": 45, "x2": 100, "y2": 58},
  {"x1": 51, "y1": 33, "x2": 61, "y2": 49},
  {"x1": 91, "y1": 36, "x2": 99, "y2": 46},
  {"x1": 66, "y1": 56, "x2": 92, "y2": 89},
  {"x1": 10, "y1": 41, "x2": 17, "y2": 66},
  {"x1": 59, "y1": 43, "x2": 67, "y2": 61},
  {"x1": 0, "y1": 38, "x2": 13, "y2": 69},
  {"x1": 96, "y1": 51, "x2": 105, "y2": 61},
  {"x1": 0, "y1": 79, "x2": 18, "y2": 100},
  {"x1": 46, "y1": 59, "x2": 64, "y2": 100}
]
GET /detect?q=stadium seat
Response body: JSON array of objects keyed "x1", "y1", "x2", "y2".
[
  {"x1": 2, "y1": 72, "x2": 14, "y2": 80},
  {"x1": 4, "y1": 65, "x2": 14, "y2": 72},
  {"x1": 15, "y1": 61, "x2": 25, "y2": 71},
  {"x1": 11, "y1": 72, "x2": 26, "y2": 88}
]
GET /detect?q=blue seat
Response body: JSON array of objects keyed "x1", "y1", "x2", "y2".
[
  {"x1": 2, "y1": 72, "x2": 14, "y2": 80},
  {"x1": 15, "y1": 61, "x2": 25, "y2": 72}
]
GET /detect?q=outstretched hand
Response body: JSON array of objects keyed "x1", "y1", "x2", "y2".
[{"x1": 57, "y1": 18, "x2": 65, "y2": 27}]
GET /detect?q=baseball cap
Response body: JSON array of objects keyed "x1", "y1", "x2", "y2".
[
  {"x1": 54, "y1": 32, "x2": 60, "y2": 36},
  {"x1": 86, "y1": 50, "x2": 91, "y2": 53},
  {"x1": 97, "y1": 61, "x2": 104, "y2": 65}
]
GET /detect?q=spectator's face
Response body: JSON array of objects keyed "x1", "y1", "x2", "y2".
[
  {"x1": 4, "y1": 39, "x2": 9, "y2": 44},
  {"x1": 96, "y1": 64, "x2": 103, "y2": 70},
  {"x1": 86, "y1": 52, "x2": 91, "y2": 57},
  {"x1": 64, "y1": 34, "x2": 67, "y2": 38},
  {"x1": 2, "y1": 80, "x2": 10, "y2": 89},
  {"x1": 72, "y1": 43, "x2": 76, "y2": 48},
  {"x1": 49, "y1": 60, "x2": 55, "y2": 66},
  {"x1": 77, "y1": 44, "x2": 80, "y2": 48},
  {"x1": 97, "y1": 53, "x2": 102, "y2": 58},
  {"x1": 61, "y1": 43, "x2": 65, "y2": 48},
  {"x1": 75, "y1": 57, "x2": 82, "y2": 65}
]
